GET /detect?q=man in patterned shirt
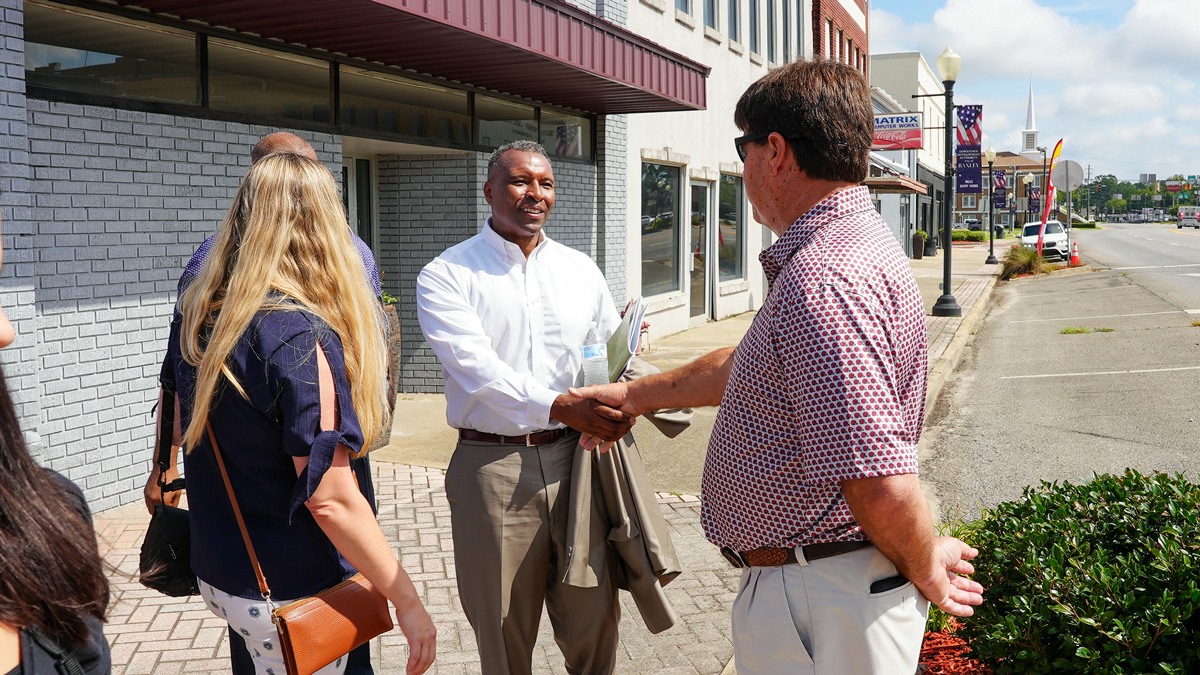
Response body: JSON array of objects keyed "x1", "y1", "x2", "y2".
[{"x1": 573, "y1": 60, "x2": 983, "y2": 674}]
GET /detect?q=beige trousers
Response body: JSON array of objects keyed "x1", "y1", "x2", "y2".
[
  {"x1": 731, "y1": 545, "x2": 929, "y2": 675},
  {"x1": 445, "y1": 433, "x2": 619, "y2": 675}
]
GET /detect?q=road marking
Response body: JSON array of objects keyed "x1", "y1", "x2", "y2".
[
  {"x1": 1183, "y1": 274, "x2": 1200, "y2": 277},
  {"x1": 1001, "y1": 365, "x2": 1200, "y2": 380},
  {"x1": 1021, "y1": 286, "x2": 1140, "y2": 298},
  {"x1": 1111, "y1": 263, "x2": 1200, "y2": 270},
  {"x1": 1010, "y1": 311, "x2": 1184, "y2": 324},
  {"x1": 1168, "y1": 228, "x2": 1200, "y2": 238}
]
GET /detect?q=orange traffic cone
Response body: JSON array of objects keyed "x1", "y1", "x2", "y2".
[{"x1": 1070, "y1": 241, "x2": 1080, "y2": 266}]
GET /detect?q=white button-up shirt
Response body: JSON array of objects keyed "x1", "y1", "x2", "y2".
[{"x1": 416, "y1": 220, "x2": 621, "y2": 436}]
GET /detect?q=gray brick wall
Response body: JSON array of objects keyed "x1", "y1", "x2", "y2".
[
  {"x1": 12, "y1": 94, "x2": 340, "y2": 510},
  {"x1": 0, "y1": 0, "x2": 43, "y2": 453},
  {"x1": 596, "y1": 115, "x2": 628, "y2": 303}
]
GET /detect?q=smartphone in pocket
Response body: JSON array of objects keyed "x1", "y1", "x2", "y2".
[{"x1": 869, "y1": 574, "x2": 909, "y2": 594}]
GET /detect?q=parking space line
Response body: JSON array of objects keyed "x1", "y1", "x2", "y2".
[
  {"x1": 1001, "y1": 365, "x2": 1200, "y2": 380},
  {"x1": 1108, "y1": 261, "x2": 1200, "y2": 269},
  {"x1": 1021, "y1": 286, "x2": 1141, "y2": 299},
  {"x1": 1010, "y1": 310, "x2": 1184, "y2": 324}
]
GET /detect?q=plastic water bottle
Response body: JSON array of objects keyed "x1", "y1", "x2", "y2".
[{"x1": 580, "y1": 324, "x2": 609, "y2": 386}]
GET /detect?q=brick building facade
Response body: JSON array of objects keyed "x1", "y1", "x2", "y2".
[{"x1": 813, "y1": 0, "x2": 867, "y2": 75}]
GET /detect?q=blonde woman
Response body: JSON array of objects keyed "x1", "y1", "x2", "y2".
[{"x1": 163, "y1": 153, "x2": 435, "y2": 675}]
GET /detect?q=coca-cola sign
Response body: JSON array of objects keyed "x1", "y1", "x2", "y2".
[{"x1": 872, "y1": 113, "x2": 924, "y2": 151}]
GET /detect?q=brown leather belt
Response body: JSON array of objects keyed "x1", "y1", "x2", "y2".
[
  {"x1": 458, "y1": 428, "x2": 570, "y2": 446},
  {"x1": 720, "y1": 540, "x2": 873, "y2": 568}
]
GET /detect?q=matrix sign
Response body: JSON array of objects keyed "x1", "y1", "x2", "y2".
[{"x1": 872, "y1": 113, "x2": 924, "y2": 150}]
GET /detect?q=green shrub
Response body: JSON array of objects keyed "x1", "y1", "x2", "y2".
[
  {"x1": 1061, "y1": 326, "x2": 1091, "y2": 334},
  {"x1": 952, "y1": 230, "x2": 987, "y2": 241},
  {"x1": 960, "y1": 470, "x2": 1200, "y2": 674},
  {"x1": 999, "y1": 246, "x2": 1050, "y2": 280}
]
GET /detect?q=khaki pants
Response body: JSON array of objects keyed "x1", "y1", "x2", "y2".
[
  {"x1": 445, "y1": 432, "x2": 619, "y2": 675},
  {"x1": 731, "y1": 545, "x2": 929, "y2": 675}
]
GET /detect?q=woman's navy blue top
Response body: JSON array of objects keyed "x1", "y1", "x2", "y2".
[{"x1": 162, "y1": 305, "x2": 373, "y2": 600}]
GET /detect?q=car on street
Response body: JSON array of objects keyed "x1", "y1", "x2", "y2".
[
  {"x1": 1021, "y1": 220, "x2": 1070, "y2": 261},
  {"x1": 1178, "y1": 206, "x2": 1200, "y2": 229},
  {"x1": 964, "y1": 218, "x2": 982, "y2": 231}
]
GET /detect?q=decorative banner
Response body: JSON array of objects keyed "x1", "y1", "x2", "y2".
[
  {"x1": 872, "y1": 112, "x2": 924, "y2": 150},
  {"x1": 1038, "y1": 139, "x2": 1064, "y2": 254},
  {"x1": 993, "y1": 170, "x2": 1007, "y2": 209},
  {"x1": 955, "y1": 105, "x2": 983, "y2": 194},
  {"x1": 1029, "y1": 187, "x2": 1041, "y2": 214}
]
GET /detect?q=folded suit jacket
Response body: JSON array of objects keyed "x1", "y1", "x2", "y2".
[{"x1": 564, "y1": 355, "x2": 695, "y2": 634}]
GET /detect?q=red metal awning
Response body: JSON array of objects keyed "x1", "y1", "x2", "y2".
[
  {"x1": 862, "y1": 176, "x2": 928, "y2": 195},
  {"x1": 112, "y1": 0, "x2": 708, "y2": 113}
]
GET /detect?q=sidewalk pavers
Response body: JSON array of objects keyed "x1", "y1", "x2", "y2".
[
  {"x1": 96, "y1": 465, "x2": 741, "y2": 675},
  {"x1": 93, "y1": 253, "x2": 1000, "y2": 675}
]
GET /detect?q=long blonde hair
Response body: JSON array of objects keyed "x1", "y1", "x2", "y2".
[{"x1": 177, "y1": 153, "x2": 388, "y2": 454}]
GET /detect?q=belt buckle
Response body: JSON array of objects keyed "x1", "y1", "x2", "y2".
[
  {"x1": 720, "y1": 546, "x2": 746, "y2": 569},
  {"x1": 525, "y1": 433, "x2": 532, "y2": 447}
]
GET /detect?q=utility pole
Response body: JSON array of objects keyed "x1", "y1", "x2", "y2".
[{"x1": 1086, "y1": 165, "x2": 1092, "y2": 221}]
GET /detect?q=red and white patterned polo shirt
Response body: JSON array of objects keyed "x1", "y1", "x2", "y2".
[{"x1": 701, "y1": 186, "x2": 927, "y2": 551}]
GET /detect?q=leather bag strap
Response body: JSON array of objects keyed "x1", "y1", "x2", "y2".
[{"x1": 206, "y1": 420, "x2": 272, "y2": 601}]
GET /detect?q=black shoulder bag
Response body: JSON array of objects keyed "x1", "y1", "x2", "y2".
[{"x1": 138, "y1": 355, "x2": 199, "y2": 597}]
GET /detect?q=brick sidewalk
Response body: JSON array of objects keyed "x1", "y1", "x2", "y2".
[
  {"x1": 96, "y1": 463, "x2": 741, "y2": 675},
  {"x1": 925, "y1": 262, "x2": 999, "y2": 367}
]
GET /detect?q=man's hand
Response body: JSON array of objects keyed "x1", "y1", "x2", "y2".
[
  {"x1": 568, "y1": 383, "x2": 644, "y2": 452},
  {"x1": 550, "y1": 394, "x2": 635, "y2": 446},
  {"x1": 143, "y1": 465, "x2": 181, "y2": 514},
  {"x1": 916, "y1": 537, "x2": 983, "y2": 617}
]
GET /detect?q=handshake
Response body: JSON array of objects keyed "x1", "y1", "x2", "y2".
[{"x1": 553, "y1": 382, "x2": 642, "y2": 453}]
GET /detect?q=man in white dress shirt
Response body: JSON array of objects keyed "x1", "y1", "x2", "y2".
[{"x1": 416, "y1": 140, "x2": 636, "y2": 675}]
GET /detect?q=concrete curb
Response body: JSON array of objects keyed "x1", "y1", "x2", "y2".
[{"x1": 923, "y1": 274, "x2": 999, "y2": 426}]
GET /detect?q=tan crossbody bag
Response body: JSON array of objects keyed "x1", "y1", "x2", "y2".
[{"x1": 203, "y1": 342, "x2": 392, "y2": 675}]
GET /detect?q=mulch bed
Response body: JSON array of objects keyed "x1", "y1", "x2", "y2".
[{"x1": 918, "y1": 620, "x2": 993, "y2": 675}]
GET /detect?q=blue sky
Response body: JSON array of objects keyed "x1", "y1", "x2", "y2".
[{"x1": 870, "y1": 0, "x2": 1197, "y2": 181}]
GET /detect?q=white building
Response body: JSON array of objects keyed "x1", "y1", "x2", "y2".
[
  {"x1": 865, "y1": 86, "x2": 923, "y2": 257},
  {"x1": 869, "y1": 52, "x2": 948, "y2": 243},
  {"x1": 624, "y1": 0, "x2": 821, "y2": 336}
]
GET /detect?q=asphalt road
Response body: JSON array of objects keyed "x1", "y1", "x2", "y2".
[{"x1": 921, "y1": 221, "x2": 1200, "y2": 519}]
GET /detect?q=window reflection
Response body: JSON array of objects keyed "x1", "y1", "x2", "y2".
[
  {"x1": 475, "y1": 95, "x2": 535, "y2": 148},
  {"x1": 208, "y1": 39, "x2": 330, "y2": 122},
  {"x1": 719, "y1": 174, "x2": 744, "y2": 281},
  {"x1": 25, "y1": 1, "x2": 198, "y2": 105},
  {"x1": 540, "y1": 111, "x2": 591, "y2": 159},
  {"x1": 641, "y1": 163, "x2": 681, "y2": 296},
  {"x1": 340, "y1": 66, "x2": 470, "y2": 142}
]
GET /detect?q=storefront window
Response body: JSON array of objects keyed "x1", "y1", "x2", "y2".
[
  {"x1": 339, "y1": 66, "x2": 469, "y2": 141},
  {"x1": 641, "y1": 163, "x2": 681, "y2": 296},
  {"x1": 475, "y1": 95, "x2": 536, "y2": 148},
  {"x1": 539, "y1": 111, "x2": 591, "y2": 160},
  {"x1": 25, "y1": 1, "x2": 199, "y2": 105},
  {"x1": 718, "y1": 174, "x2": 745, "y2": 282},
  {"x1": 208, "y1": 38, "x2": 331, "y2": 122}
]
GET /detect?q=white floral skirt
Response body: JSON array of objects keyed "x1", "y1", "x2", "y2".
[{"x1": 199, "y1": 578, "x2": 350, "y2": 675}]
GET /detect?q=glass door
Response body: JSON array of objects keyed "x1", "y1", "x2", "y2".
[
  {"x1": 341, "y1": 157, "x2": 376, "y2": 252},
  {"x1": 689, "y1": 183, "x2": 711, "y2": 323}
]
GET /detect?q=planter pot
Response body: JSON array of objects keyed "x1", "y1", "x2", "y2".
[
  {"x1": 923, "y1": 236, "x2": 938, "y2": 257},
  {"x1": 912, "y1": 235, "x2": 925, "y2": 259},
  {"x1": 367, "y1": 303, "x2": 403, "y2": 452}
]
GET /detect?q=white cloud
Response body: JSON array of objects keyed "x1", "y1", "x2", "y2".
[{"x1": 869, "y1": 0, "x2": 1200, "y2": 179}]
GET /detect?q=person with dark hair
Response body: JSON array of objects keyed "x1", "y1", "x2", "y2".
[
  {"x1": 572, "y1": 60, "x2": 984, "y2": 674},
  {"x1": 0, "y1": 215, "x2": 112, "y2": 675},
  {"x1": 416, "y1": 140, "x2": 637, "y2": 675}
]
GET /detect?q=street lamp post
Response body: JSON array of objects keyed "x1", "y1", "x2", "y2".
[
  {"x1": 931, "y1": 47, "x2": 962, "y2": 317},
  {"x1": 984, "y1": 146, "x2": 998, "y2": 265},
  {"x1": 1022, "y1": 173, "x2": 1034, "y2": 233}
]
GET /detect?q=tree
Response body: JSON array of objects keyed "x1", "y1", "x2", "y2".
[{"x1": 1106, "y1": 198, "x2": 1127, "y2": 213}]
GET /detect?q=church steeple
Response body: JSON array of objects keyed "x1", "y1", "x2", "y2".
[
  {"x1": 1020, "y1": 79, "x2": 1041, "y2": 161},
  {"x1": 1025, "y1": 79, "x2": 1036, "y2": 131}
]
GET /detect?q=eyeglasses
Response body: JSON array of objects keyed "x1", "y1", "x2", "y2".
[{"x1": 734, "y1": 131, "x2": 772, "y2": 162}]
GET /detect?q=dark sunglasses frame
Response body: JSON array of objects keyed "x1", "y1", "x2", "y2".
[{"x1": 733, "y1": 131, "x2": 773, "y2": 162}]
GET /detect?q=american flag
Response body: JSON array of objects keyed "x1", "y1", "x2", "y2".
[
  {"x1": 993, "y1": 170, "x2": 1006, "y2": 191},
  {"x1": 956, "y1": 105, "x2": 983, "y2": 147}
]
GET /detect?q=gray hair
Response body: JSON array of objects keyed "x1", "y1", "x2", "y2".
[{"x1": 487, "y1": 140, "x2": 551, "y2": 177}]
